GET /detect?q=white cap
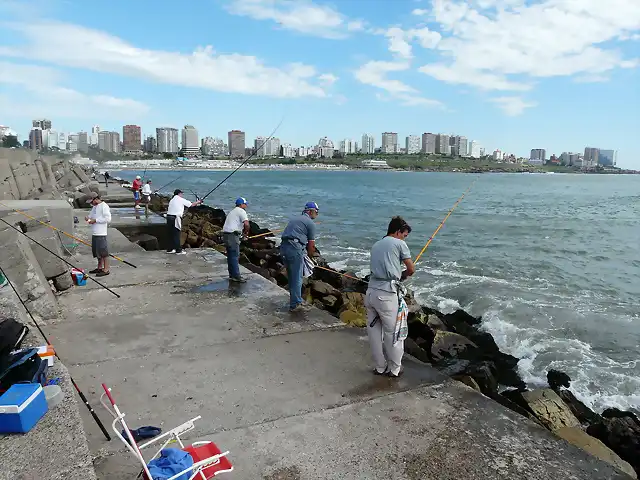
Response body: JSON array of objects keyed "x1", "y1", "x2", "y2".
[{"x1": 136, "y1": 175, "x2": 141, "y2": 179}]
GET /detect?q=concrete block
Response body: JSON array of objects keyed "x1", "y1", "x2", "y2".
[
  {"x1": 72, "y1": 165, "x2": 92, "y2": 185},
  {"x1": 28, "y1": 226, "x2": 68, "y2": 279},
  {"x1": 0, "y1": 220, "x2": 58, "y2": 321},
  {"x1": 52, "y1": 271, "x2": 73, "y2": 291},
  {"x1": 0, "y1": 200, "x2": 74, "y2": 238},
  {"x1": 0, "y1": 283, "x2": 32, "y2": 326}
]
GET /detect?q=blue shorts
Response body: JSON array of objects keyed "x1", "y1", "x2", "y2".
[{"x1": 133, "y1": 191, "x2": 140, "y2": 201}]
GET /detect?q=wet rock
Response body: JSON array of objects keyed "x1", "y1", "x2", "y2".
[
  {"x1": 493, "y1": 390, "x2": 538, "y2": 421},
  {"x1": 244, "y1": 263, "x2": 271, "y2": 279},
  {"x1": 311, "y1": 280, "x2": 341, "y2": 298},
  {"x1": 452, "y1": 374, "x2": 481, "y2": 392},
  {"x1": 557, "y1": 389, "x2": 601, "y2": 426},
  {"x1": 587, "y1": 410, "x2": 640, "y2": 476},
  {"x1": 464, "y1": 360, "x2": 498, "y2": 395},
  {"x1": 520, "y1": 388, "x2": 580, "y2": 432},
  {"x1": 201, "y1": 221, "x2": 222, "y2": 239},
  {"x1": 442, "y1": 309, "x2": 481, "y2": 327},
  {"x1": 338, "y1": 292, "x2": 366, "y2": 327},
  {"x1": 202, "y1": 239, "x2": 216, "y2": 248},
  {"x1": 404, "y1": 338, "x2": 431, "y2": 364},
  {"x1": 547, "y1": 369, "x2": 571, "y2": 390},
  {"x1": 430, "y1": 331, "x2": 478, "y2": 362},
  {"x1": 320, "y1": 295, "x2": 342, "y2": 314},
  {"x1": 555, "y1": 426, "x2": 637, "y2": 479},
  {"x1": 426, "y1": 314, "x2": 447, "y2": 331}
]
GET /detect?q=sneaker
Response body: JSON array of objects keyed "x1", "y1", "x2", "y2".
[
  {"x1": 387, "y1": 369, "x2": 404, "y2": 378},
  {"x1": 175, "y1": 251, "x2": 187, "y2": 255},
  {"x1": 89, "y1": 268, "x2": 103, "y2": 274},
  {"x1": 289, "y1": 303, "x2": 312, "y2": 313},
  {"x1": 96, "y1": 270, "x2": 110, "y2": 277},
  {"x1": 373, "y1": 368, "x2": 388, "y2": 376},
  {"x1": 166, "y1": 249, "x2": 176, "y2": 254},
  {"x1": 229, "y1": 276, "x2": 247, "y2": 283}
]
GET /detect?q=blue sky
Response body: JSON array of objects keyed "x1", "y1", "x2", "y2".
[{"x1": 1, "y1": 0, "x2": 639, "y2": 166}]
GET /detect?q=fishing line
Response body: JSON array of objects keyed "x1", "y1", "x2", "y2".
[
  {"x1": 200, "y1": 116, "x2": 285, "y2": 202},
  {"x1": 0, "y1": 202, "x2": 137, "y2": 268},
  {"x1": 0, "y1": 218, "x2": 121, "y2": 298},
  {"x1": 0, "y1": 264, "x2": 111, "y2": 440}
]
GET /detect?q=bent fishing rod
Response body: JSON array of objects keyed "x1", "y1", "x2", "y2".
[
  {"x1": 0, "y1": 217, "x2": 121, "y2": 298},
  {"x1": 0, "y1": 202, "x2": 137, "y2": 268},
  {"x1": 200, "y1": 117, "x2": 285, "y2": 202},
  {"x1": 0, "y1": 264, "x2": 112, "y2": 441}
]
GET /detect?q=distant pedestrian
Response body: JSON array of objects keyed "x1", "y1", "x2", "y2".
[
  {"x1": 104, "y1": 171, "x2": 110, "y2": 188},
  {"x1": 222, "y1": 197, "x2": 250, "y2": 283},
  {"x1": 365, "y1": 216, "x2": 415, "y2": 378},
  {"x1": 132, "y1": 175, "x2": 143, "y2": 209},
  {"x1": 166, "y1": 189, "x2": 203, "y2": 255},
  {"x1": 85, "y1": 192, "x2": 112, "y2": 277},
  {"x1": 141, "y1": 180, "x2": 152, "y2": 215},
  {"x1": 280, "y1": 202, "x2": 319, "y2": 312}
]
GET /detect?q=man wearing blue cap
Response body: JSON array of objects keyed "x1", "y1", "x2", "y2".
[
  {"x1": 280, "y1": 202, "x2": 319, "y2": 312},
  {"x1": 222, "y1": 197, "x2": 250, "y2": 282}
]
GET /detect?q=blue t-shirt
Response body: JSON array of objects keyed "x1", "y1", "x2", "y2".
[{"x1": 281, "y1": 214, "x2": 316, "y2": 250}]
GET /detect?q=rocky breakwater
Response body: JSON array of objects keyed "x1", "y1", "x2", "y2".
[{"x1": 146, "y1": 200, "x2": 638, "y2": 479}]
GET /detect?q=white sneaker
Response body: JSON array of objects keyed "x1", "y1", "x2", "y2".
[
  {"x1": 176, "y1": 251, "x2": 187, "y2": 255},
  {"x1": 167, "y1": 249, "x2": 176, "y2": 254}
]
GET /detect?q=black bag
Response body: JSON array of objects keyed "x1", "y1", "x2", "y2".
[
  {"x1": 0, "y1": 317, "x2": 29, "y2": 359},
  {"x1": 0, "y1": 348, "x2": 48, "y2": 393}
]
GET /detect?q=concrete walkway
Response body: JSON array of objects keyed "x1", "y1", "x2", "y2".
[{"x1": 44, "y1": 218, "x2": 631, "y2": 479}]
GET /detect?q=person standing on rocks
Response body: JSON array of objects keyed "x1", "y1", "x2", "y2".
[
  {"x1": 85, "y1": 192, "x2": 112, "y2": 277},
  {"x1": 104, "y1": 171, "x2": 110, "y2": 188},
  {"x1": 141, "y1": 180, "x2": 153, "y2": 215},
  {"x1": 166, "y1": 189, "x2": 203, "y2": 255},
  {"x1": 280, "y1": 202, "x2": 319, "y2": 312},
  {"x1": 132, "y1": 175, "x2": 143, "y2": 209},
  {"x1": 365, "y1": 216, "x2": 415, "y2": 378},
  {"x1": 222, "y1": 197, "x2": 250, "y2": 283}
]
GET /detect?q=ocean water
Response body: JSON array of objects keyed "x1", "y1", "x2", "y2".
[{"x1": 115, "y1": 169, "x2": 640, "y2": 413}]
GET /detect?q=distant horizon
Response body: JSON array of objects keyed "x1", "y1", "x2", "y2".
[{"x1": 1, "y1": 0, "x2": 638, "y2": 167}]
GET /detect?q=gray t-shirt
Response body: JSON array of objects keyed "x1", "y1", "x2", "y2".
[
  {"x1": 281, "y1": 214, "x2": 316, "y2": 250},
  {"x1": 368, "y1": 236, "x2": 411, "y2": 293}
]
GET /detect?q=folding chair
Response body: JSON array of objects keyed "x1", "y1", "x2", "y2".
[{"x1": 100, "y1": 383, "x2": 233, "y2": 479}]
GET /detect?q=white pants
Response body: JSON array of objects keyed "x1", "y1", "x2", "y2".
[{"x1": 365, "y1": 289, "x2": 404, "y2": 376}]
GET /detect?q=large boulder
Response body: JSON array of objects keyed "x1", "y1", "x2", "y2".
[
  {"x1": 556, "y1": 389, "x2": 601, "y2": 426},
  {"x1": 547, "y1": 369, "x2": 571, "y2": 390},
  {"x1": 520, "y1": 388, "x2": 580, "y2": 432},
  {"x1": 310, "y1": 280, "x2": 341, "y2": 298},
  {"x1": 555, "y1": 426, "x2": 637, "y2": 479},
  {"x1": 338, "y1": 292, "x2": 366, "y2": 327},
  {"x1": 430, "y1": 330, "x2": 478, "y2": 362},
  {"x1": 201, "y1": 221, "x2": 222, "y2": 239},
  {"x1": 587, "y1": 409, "x2": 640, "y2": 477}
]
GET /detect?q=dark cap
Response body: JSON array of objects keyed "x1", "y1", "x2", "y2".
[
  {"x1": 86, "y1": 192, "x2": 100, "y2": 203},
  {"x1": 173, "y1": 189, "x2": 183, "y2": 196}
]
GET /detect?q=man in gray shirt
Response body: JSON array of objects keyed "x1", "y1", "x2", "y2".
[
  {"x1": 365, "y1": 216, "x2": 415, "y2": 377},
  {"x1": 280, "y1": 202, "x2": 319, "y2": 312}
]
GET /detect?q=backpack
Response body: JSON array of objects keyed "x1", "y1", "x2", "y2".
[
  {"x1": 0, "y1": 317, "x2": 29, "y2": 359},
  {"x1": 0, "y1": 348, "x2": 48, "y2": 394}
]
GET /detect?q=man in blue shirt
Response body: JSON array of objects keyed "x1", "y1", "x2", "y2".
[{"x1": 280, "y1": 202, "x2": 319, "y2": 312}]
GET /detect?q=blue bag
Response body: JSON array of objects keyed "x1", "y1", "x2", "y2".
[{"x1": 147, "y1": 448, "x2": 194, "y2": 480}]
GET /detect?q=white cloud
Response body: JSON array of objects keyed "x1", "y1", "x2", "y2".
[
  {"x1": 225, "y1": 0, "x2": 363, "y2": 39},
  {"x1": 382, "y1": 26, "x2": 441, "y2": 59},
  {"x1": 490, "y1": 96, "x2": 536, "y2": 116},
  {"x1": 412, "y1": 9, "x2": 430, "y2": 16},
  {"x1": 0, "y1": 62, "x2": 149, "y2": 119},
  {"x1": 318, "y1": 73, "x2": 338, "y2": 85},
  {"x1": 0, "y1": 21, "x2": 331, "y2": 99},
  {"x1": 418, "y1": 0, "x2": 640, "y2": 96},
  {"x1": 354, "y1": 60, "x2": 443, "y2": 108},
  {"x1": 385, "y1": 27, "x2": 414, "y2": 59}
]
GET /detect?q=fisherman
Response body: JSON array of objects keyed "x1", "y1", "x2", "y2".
[
  {"x1": 132, "y1": 175, "x2": 143, "y2": 209},
  {"x1": 104, "y1": 171, "x2": 110, "y2": 188},
  {"x1": 280, "y1": 202, "x2": 319, "y2": 312},
  {"x1": 141, "y1": 180, "x2": 152, "y2": 215},
  {"x1": 222, "y1": 197, "x2": 250, "y2": 283},
  {"x1": 365, "y1": 216, "x2": 415, "y2": 378},
  {"x1": 85, "y1": 192, "x2": 112, "y2": 277},
  {"x1": 166, "y1": 189, "x2": 203, "y2": 255}
]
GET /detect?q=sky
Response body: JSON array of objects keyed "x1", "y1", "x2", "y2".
[{"x1": 0, "y1": 0, "x2": 639, "y2": 166}]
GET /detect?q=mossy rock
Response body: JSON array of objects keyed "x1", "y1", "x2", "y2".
[{"x1": 339, "y1": 305, "x2": 367, "y2": 328}]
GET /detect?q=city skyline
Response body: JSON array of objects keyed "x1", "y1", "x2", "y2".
[{"x1": 0, "y1": 0, "x2": 638, "y2": 166}]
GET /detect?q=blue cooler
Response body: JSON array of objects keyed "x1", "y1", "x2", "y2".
[{"x1": 0, "y1": 383, "x2": 48, "y2": 433}]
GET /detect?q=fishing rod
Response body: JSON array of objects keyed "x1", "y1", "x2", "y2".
[
  {"x1": 0, "y1": 218, "x2": 121, "y2": 298},
  {"x1": 200, "y1": 117, "x2": 285, "y2": 202},
  {"x1": 0, "y1": 264, "x2": 112, "y2": 441},
  {"x1": 0, "y1": 202, "x2": 137, "y2": 268},
  {"x1": 154, "y1": 174, "x2": 185, "y2": 194},
  {"x1": 248, "y1": 222, "x2": 323, "y2": 240}
]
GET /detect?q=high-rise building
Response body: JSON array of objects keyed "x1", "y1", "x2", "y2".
[
  {"x1": 266, "y1": 137, "x2": 280, "y2": 157},
  {"x1": 469, "y1": 141, "x2": 482, "y2": 158},
  {"x1": 32, "y1": 119, "x2": 52, "y2": 130},
  {"x1": 421, "y1": 133, "x2": 436, "y2": 154},
  {"x1": 493, "y1": 149, "x2": 503, "y2": 161},
  {"x1": 405, "y1": 135, "x2": 420, "y2": 155},
  {"x1": 457, "y1": 136, "x2": 468, "y2": 157},
  {"x1": 201, "y1": 137, "x2": 226, "y2": 156},
  {"x1": 281, "y1": 144, "x2": 295, "y2": 158},
  {"x1": 181, "y1": 125, "x2": 199, "y2": 156},
  {"x1": 156, "y1": 127, "x2": 179, "y2": 154},
  {"x1": 529, "y1": 148, "x2": 546, "y2": 164},
  {"x1": 77, "y1": 131, "x2": 89, "y2": 153},
  {"x1": 381, "y1": 132, "x2": 398, "y2": 154},
  {"x1": 598, "y1": 149, "x2": 616, "y2": 166},
  {"x1": 144, "y1": 136, "x2": 157, "y2": 153},
  {"x1": 90, "y1": 125, "x2": 101, "y2": 146},
  {"x1": 361, "y1": 134, "x2": 375, "y2": 154},
  {"x1": 317, "y1": 137, "x2": 334, "y2": 158},
  {"x1": 584, "y1": 147, "x2": 599, "y2": 167},
  {"x1": 436, "y1": 134, "x2": 450, "y2": 155},
  {"x1": 29, "y1": 128, "x2": 43, "y2": 150},
  {"x1": 254, "y1": 136, "x2": 267, "y2": 157},
  {"x1": 123, "y1": 125, "x2": 142, "y2": 154},
  {"x1": 339, "y1": 139, "x2": 357, "y2": 155},
  {"x1": 98, "y1": 131, "x2": 121, "y2": 153},
  {"x1": 228, "y1": 130, "x2": 245, "y2": 158},
  {"x1": 297, "y1": 146, "x2": 312, "y2": 157}
]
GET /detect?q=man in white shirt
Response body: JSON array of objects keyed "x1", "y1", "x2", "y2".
[
  {"x1": 141, "y1": 180, "x2": 153, "y2": 215},
  {"x1": 166, "y1": 189, "x2": 203, "y2": 255},
  {"x1": 85, "y1": 192, "x2": 112, "y2": 276},
  {"x1": 222, "y1": 197, "x2": 250, "y2": 282}
]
